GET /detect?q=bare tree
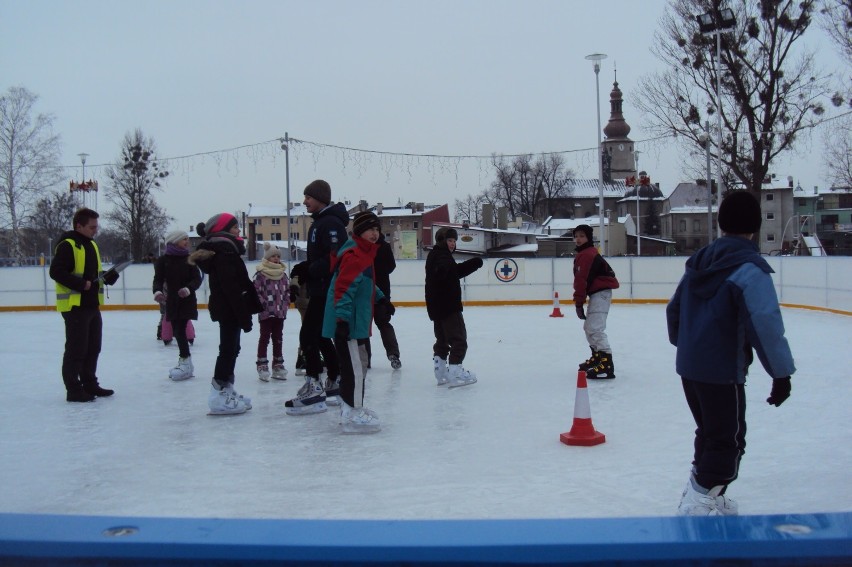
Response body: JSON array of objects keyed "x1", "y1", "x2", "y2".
[
  {"x1": 822, "y1": 116, "x2": 852, "y2": 189},
  {"x1": 819, "y1": 0, "x2": 852, "y2": 65},
  {"x1": 489, "y1": 154, "x2": 574, "y2": 220},
  {"x1": 454, "y1": 192, "x2": 487, "y2": 225},
  {"x1": 104, "y1": 129, "x2": 172, "y2": 261},
  {"x1": 0, "y1": 86, "x2": 63, "y2": 262},
  {"x1": 28, "y1": 190, "x2": 79, "y2": 251},
  {"x1": 634, "y1": 0, "x2": 841, "y2": 197}
]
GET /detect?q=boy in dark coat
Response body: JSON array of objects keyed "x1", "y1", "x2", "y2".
[
  {"x1": 425, "y1": 227, "x2": 483, "y2": 388},
  {"x1": 153, "y1": 229, "x2": 201, "y2": 381},
  {"x1": 190, "y1": 213, "x2": 260, "y2": 415},
  {"x1": 667, "y1": 191, "x2": 795, "y2": 515},
  {"x1": 368, "y1": 232, "x2": 401, "y2": 369},
  {"x1": 572, "y1": 224, "x2": 619, "y2": 379}
]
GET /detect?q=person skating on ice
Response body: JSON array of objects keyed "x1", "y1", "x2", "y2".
[{"x1": 253, "y1": 242, "x2": 290, "y2": 381}]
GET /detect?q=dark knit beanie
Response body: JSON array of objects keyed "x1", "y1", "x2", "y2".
[
  {"x1": 303, "y1": 179, "x2": 332, "y2": 205},
  {"x1": 718, "y1": 191, "x2": 762, "y2": 234},
  {"x1": 197, "y1": 213, "x2": 238, "y2": 237},
  {"x1": 352, "y1": 211, "x2": 381, "y2": 236},
  {"x1": 573, "y1": 224, "x2": 594, "y2": 241}
]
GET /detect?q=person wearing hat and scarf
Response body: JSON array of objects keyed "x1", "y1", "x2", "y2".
[
  {"x1": 667, "y1": 190, "x2": 795, "y2": 516},
  {"x1": 253, "y1": 242, "x2": 290, "y2": 381},
  {"x1": 572, "y1": 224, "x2": 619, "y2": 379},
  {"x1": 321, "y1": 210, "x2": 385, "y2": 433},
  {"x1": 190, "y1": 213, "x2": 261, "y2": 415},
  {"x1": 153, "y1": 229, "x2": 201, "y2": 381},
  {"x1": 285, "y1": 179, "x2": 350, "y2": 415},
  {"x1": 425, "y1": 226, "x2": 483, "y2": 388}
]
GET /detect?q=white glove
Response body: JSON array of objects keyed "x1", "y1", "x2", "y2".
[
  {"x1": 178, "y1": 287, "x2": 190, "y2": 298},
  {"x1": 153, "y1": 291, "x2": 165, "y2": 304}
]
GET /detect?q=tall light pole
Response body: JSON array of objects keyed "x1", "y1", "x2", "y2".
[
  {"x1": 280, "y1": 134, "x2": 293, "y2": 262},
  {"x1": 699, "y1": 121, "x2": 714, "y2": 245},
  {"x1": 634, "y1": 151, "x2": 641, "y2": 256},
  {"x1": 697, "y1": 8, "x2": 736, "y2": 203},
  {"x1": 585, "y1": 53, "x2": 607, "y2": 255}
]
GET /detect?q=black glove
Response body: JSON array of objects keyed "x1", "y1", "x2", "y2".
[
  {"x1": 335, "y1": 320, "x2": 350, "y2": 341},
  {"x1": 102, "y1": 269, "x2": 119, "y2": 286},
  {"x1": 575, "y1": 304, "x2": 586, "y2": 320},
  {"x1": 386, "y1": 301, "x2": 396, "y2": 317},
  {"x1": 241, "y1": 316, "x2": 253, "y2": 333},
  {"x1": 766, "y1": 377, "x2": 791, "y2": 407}
]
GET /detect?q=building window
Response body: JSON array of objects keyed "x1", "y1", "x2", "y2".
[
  {"x1": 290, "y1": 217, "x2": 297, "y2": 224},
  {"x1": 413, "y1": 221, "x2": 419, "y2": 228},
  {"x1": 693, "y1": 220, "x2": 701, "y2": 232},
  {"x1": 256, "y1": 233, "x2": 263, "y2": 241},
  {"x1": 797, "y1": 198, "x2": 807, "y2": 207},
  {"x1": 271, "y1": 232, "x2": 282, "y2": 240},
  {"x1": 290, "y1": 232, "x2": 299, "y2": 241},
  {"x1": 766, "y1": 193, "x2": 774, "y2": 201},
  {"x1": 255, "y1": 219, "x2": 262, "y2": 226},
  {"x1": 272, "y1": 218, "x2": 280, "y2": 225},
  {"x1": 767, "y1": 233, "x2": 776, "y2": 242},
  {"x1": 679, "y1": 220, "x2": 686, "y2": 232},
  {"x1": 766, "y1": 212, "x2": 775, "y2": 220},
  {"x1": 389, "y1": 219, "x2": 395, "y2": 226}
]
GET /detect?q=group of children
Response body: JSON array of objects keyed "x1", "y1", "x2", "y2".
[{"x1": 150, "y1": 188, "x2": 796, "y2": 517}]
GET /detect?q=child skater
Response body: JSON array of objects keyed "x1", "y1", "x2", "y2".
[
  {"x1": 322, "y1": 211, "x2": 384, "y2": 433},
  {"x1": 425, "y1": 227, "x2": 483, "y2": 388},
  {"x1": 289, "y1": 261, "x2": 311, "y2": 375},
  {"x1": 153, "y1": 229, "x2": 201, "y2": 381},
  {"x1": 572, "y1": 224, "x2": 619, "y2": 379},
  {"x1": 190, "y1": 213, "x2": 261, "y2": 415},
  {"x1": 253, "y1": 242, "x2": 290, "y2": 381}
]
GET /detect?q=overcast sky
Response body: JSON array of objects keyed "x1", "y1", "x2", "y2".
[{"x1": 2, "y1": 0, "x2": 846, "y2": 232}]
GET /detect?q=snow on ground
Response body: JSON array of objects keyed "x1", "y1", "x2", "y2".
[{"x1": 1, "y1": 305, "x2": 849, "y2": 520}]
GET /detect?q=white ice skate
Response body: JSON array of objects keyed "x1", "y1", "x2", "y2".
[
  {"x1": 340, "y1": 402, "x2": 381, "y2": 434},
  {"x1": 447, "y1": 364, "x2": 476, "y2": 389},
  {"x1": 284, "y1": 377, "x2": 327, "y2": 415},
  {"x1": 168, "y1": 356, "x2": 193, "y2": 381},
  {"x1": 256, "y1": 359, "x2": 270, "y2": 382},
  {"x1": 433, "y1": 356, "x2": 449, "y2": 386},
  {"x1": 207, "y1": 384, "x2": 248, "y2": 415}
]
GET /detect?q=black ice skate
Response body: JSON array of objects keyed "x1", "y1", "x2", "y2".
[{"x1": 585, "y1": 351, "x2": 615, "y2": 379}]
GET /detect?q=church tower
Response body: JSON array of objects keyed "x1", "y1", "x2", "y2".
[{"x1": 601, "y1": 72, "x2": 636, "y2": 182}]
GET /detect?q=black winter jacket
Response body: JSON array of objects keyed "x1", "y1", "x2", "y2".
[
  {"x1": 424, "y1": 242, "x2": 483, "y2": 321},
  {"x1": 49, "y1": 230, "x2": 102, "y2": 309},
  {"x1": 306, "y1": 202, "x2": 349, "y2": 297},
  {"x1": 190, "y1": 235, "x2": 256, "y2": 332},
  {"x1": 153, "y1": 254, "x2": 202, "y2": 321},
  {"x1": 374, "y1": 234, "x2": 396, "y2": 297}
]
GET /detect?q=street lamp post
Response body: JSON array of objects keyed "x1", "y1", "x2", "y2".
[
  {"x1": 699, "y1": 120, "x2": 714, "y2": 246},
  {"x1": 585, "y1": 53, "x2": 607, "y2": 255},
  {"x1": 634, "y1": 151, "x2": 641, "y2": 256},
  {"x1": 696, "y1": 9, "x2": 736, "y2": 205},
  {"x1": 280, "y1": 133, "x2": 293, "y2": 262}
]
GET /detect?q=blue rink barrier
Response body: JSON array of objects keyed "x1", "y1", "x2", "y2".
[{"x1": 0, "y1": 512, "x2": 850, "y2": 566}]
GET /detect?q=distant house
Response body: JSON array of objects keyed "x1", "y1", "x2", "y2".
[{"x1": 349, "y1": 201, "x2": 450, "y2": 260}]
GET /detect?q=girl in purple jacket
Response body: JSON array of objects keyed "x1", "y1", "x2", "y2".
[{"x1": 253, "y1": 242, "x2": 290, "y2": 381}]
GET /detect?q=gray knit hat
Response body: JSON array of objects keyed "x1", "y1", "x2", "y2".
[{"x1": 303, "y1": 179, "x2": 332, "y2": 205}]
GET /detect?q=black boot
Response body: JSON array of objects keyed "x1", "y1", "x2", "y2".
[
  {"x1": 579, "y1": 347, "x2": 598, "y2": 371},
  {"x1": 67, "y1": 388, "x2": 96, "y2": 403},
  {"x1": 586, "y1": 352, "x2": 615, "y2": 379},
  {"x1": 83, "y1": 382, "x2": 114, "y2": 397}
]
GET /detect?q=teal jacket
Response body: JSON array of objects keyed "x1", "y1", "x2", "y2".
[{"x1": 321, "y1": 235, "x2": 385, "y2": 340}]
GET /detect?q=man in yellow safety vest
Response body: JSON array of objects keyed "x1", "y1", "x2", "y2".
[{"x1": 49, "y1": 208, "x2": 119, "y2": 402}]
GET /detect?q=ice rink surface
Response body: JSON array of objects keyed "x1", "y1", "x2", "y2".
[{"x1": 1, "y1": 304, "x2": 849, "y2": 520}]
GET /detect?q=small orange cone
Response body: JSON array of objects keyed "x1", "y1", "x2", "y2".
[
  {"x1": 560, "y1": 370, "x2": 606, "y2": 446},
  {"x1": 549, "y1": 292, "x2": 564, "y2": 317}
]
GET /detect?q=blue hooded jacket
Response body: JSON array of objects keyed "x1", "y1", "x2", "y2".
[{"x1": 666, "y1": 236, "x2": 795, "y2": 384}]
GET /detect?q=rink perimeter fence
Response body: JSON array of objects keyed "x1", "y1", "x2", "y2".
[
  {"x1": 1, "y1": 256, "x2": 851, "y2": 565},
  {"x1": 1, "y1": 255, "x2": 851, "y2": 315}
]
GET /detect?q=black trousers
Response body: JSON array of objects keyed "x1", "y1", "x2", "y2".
[
  {"x1": 365, "y1": 301, "x2": 400, "y2": 362},
  {"x1": 61, "y1": 307, "x2": 102, "y2": 391},
  {"x1": 299, "y1": 291, "x2": 339, "y2": 380},
  {"x1": 335, "y1": 337, "x2": 368, "y2": 408},
  {"x1": 681, "y1": 378, "x2": 747, "y2": 490},
  {"x1": 213, "y1": 320, "x2": 242, "y2": 385},
  {"x1": 432, "y1": 311, "x2": 468, "y2": 365}
]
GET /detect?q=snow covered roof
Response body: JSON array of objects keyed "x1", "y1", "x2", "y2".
[{"x1": 246, "y1": 204, "x2": 309, "y2": 217}]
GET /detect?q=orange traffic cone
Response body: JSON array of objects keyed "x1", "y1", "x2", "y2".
[
  {"x1": 560, "y1": 370, "x2": 606, "y2": 446},
  {"x1": 549, "y1": 292, "x2": 564, "y2": 318}
]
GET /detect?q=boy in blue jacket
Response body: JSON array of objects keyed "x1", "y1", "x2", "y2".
[{"x1": 667, "y1": 191, "x2": 795, "y2": 516}]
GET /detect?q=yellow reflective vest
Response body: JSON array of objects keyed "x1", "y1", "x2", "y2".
[{"x1": 55, "y1": 238, "x2": 104, "y2": 312}]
